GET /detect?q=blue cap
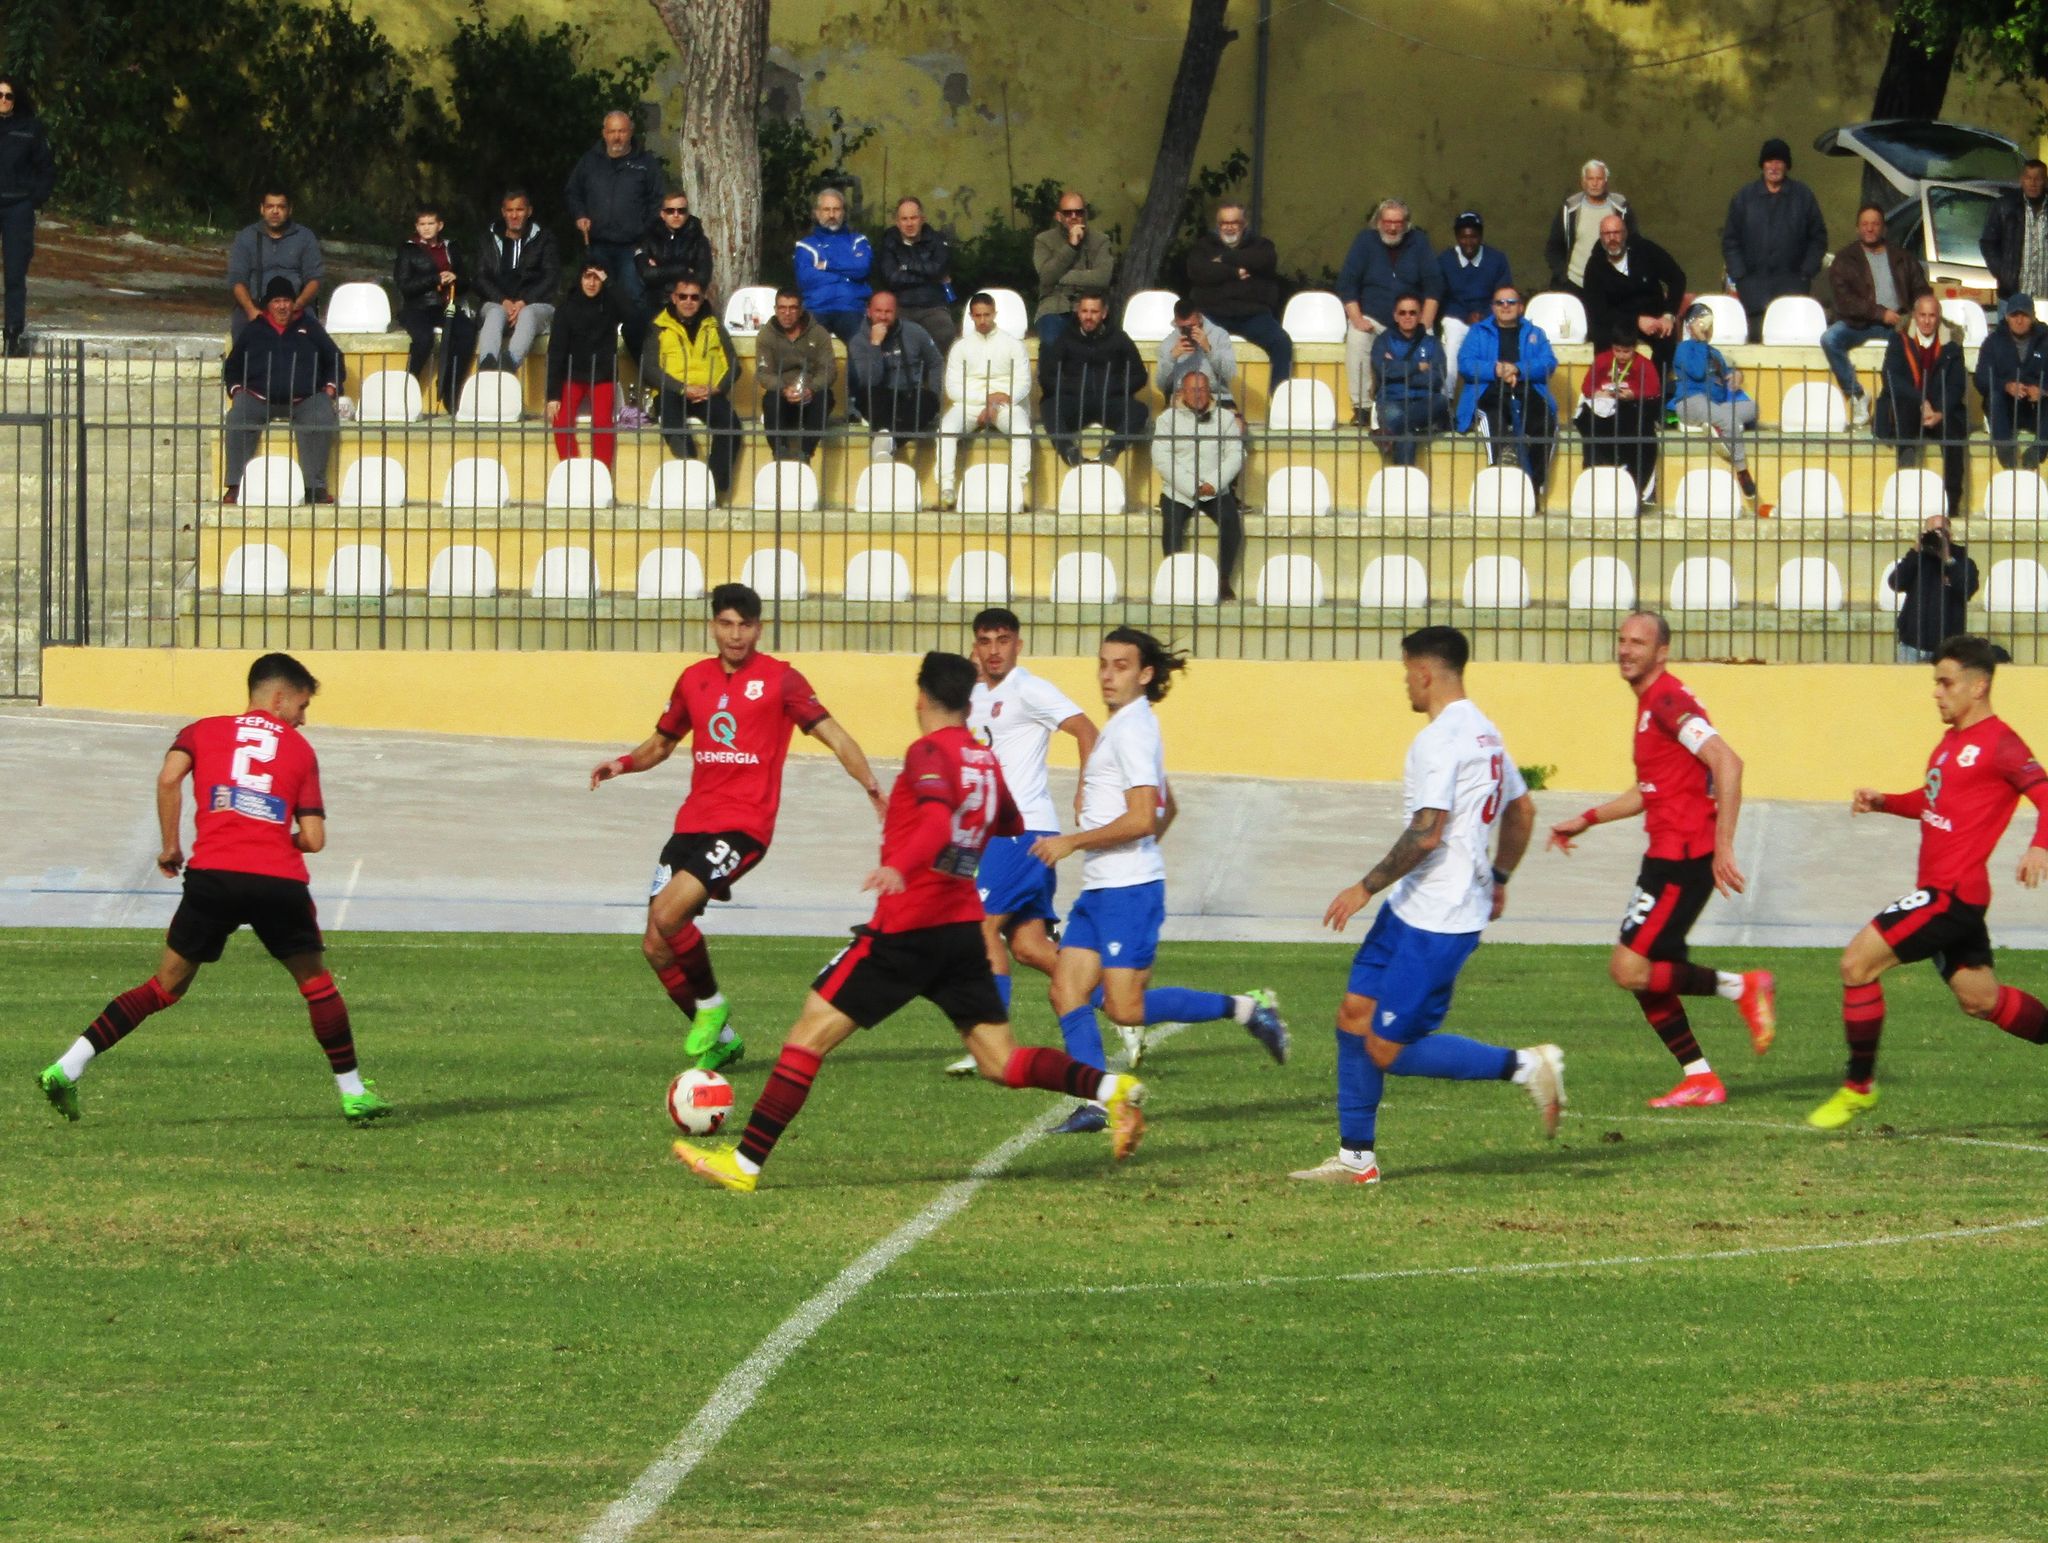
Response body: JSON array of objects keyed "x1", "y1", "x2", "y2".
[{"x1": 2006, "y1": 293, "x2": 2035, "y2": 318}]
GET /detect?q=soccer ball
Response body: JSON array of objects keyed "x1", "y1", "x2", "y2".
[{"x1": 666, "y1": 1069, "x2": 734, "y2": 1136}]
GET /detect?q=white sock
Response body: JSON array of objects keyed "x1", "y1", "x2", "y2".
[
  {"x1": 699, "y1": 991, "x2": 726, "y2": 1013},
  {"x1": 715, "y1": 1023, "x2": 737, "y2": 1046},
  {"x1": 1715, "y1": 972, "x2": 1745, "y2": 1001},
  {"x1": 336, "y1": 1069, "x2": 365, "y2": 1096},
  {"x1": 732, "y1": 1148, "x2": 762, "y2": 1175},
  {"x1": 1510, "y1": 1049, "x2": 1535, "y2": 1085},
  {"x1": 1339, "y1": 1147, "x2": 1375, "y2": 1171},
  {"x1": 1230, "y1": 995, "x2": 1255, "y2": 1025},
  {"x1": 57, "y1": 1037, "x2": 96, "y2": 1081},
  {"x1": 1681, "y1": 1057, "x2": 1712, "y2": 1077}
]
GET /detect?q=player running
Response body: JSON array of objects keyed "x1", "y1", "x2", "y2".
[
  {"x1": 940, "y1": 607, "x2": 1098, "y2": 1077},
  {"x1": 37, "y1": 653, "x2": 391, "y2": 1125},
  {"x1": 1545, "y1": 611, "x2": 1776, "y2": 1107},
  {"x1": 674, "y1": 652, "x2": 1149, "y2": 1191},
  {"x1": 591, "y1": 582, "x2": 887, "y2": 1072},
  {"x1": 1032, "y1": 627, "x2": 1289, "y2": 1136},
  {"x1": 1810, "y1": 636, "x2": 2048, "y2": 1129},
  {"x1": 1291, "y1": 627, "x2": 1562, "y2": 1185}
]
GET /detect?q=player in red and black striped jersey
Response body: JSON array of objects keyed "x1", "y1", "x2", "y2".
[
  {"x1": 590, "y1": 582, "x2": 887, "y2": 1072},
  {"x1": 1547, "y1": 612, "x2": 1776, "y2": 1107},
  {"x1": 1811, "y1": 636, "x2": 2048, "y2": 1129},
  {"x1": 674, "y1": 652, "x2": 1149, "y2": 1192},
  {"x1": 36, "y1": 653, "x2": 391, "y2": 1125}
]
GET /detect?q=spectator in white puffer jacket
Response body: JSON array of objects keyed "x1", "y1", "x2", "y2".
[{"x1": 937, "y1": 292, "x2": 1034, "y2": 508}]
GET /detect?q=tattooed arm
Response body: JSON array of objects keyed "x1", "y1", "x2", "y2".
[{"x1": 1323, "y1": 807, "x2": 1447, "y2": 931}]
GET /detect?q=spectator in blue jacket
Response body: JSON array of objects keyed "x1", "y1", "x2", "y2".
[
  {"x1": 1436, "y1": 211, "x2": 1510, "y2": 383},
  {"x1": 221, "y1": 277, "x2": 343, "y2": 505},
  {"x1": 1338, "y1": 199, "x2": 1442, "y2": 426},
  {"x1": 1670, "y1": 303, "x2": 1759, "y2": 499},
  {"x1": 1369, "y1": 293, "x2": 1450, "y2": 467},
  {"x1": 1455, "y1": 285, "x2": 1559, "y2": 496},
  {"x1": 1975, "y1": 293, "x2": 2048, "y2": 470},
  {"x1": 795, "y1": 188, "x2": 872, "y2": 342}
]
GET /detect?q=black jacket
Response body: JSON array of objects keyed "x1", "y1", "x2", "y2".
[
  {"x1": 1580, "y1": 235, "x2": 1688, "y2": 345},
  {"x1": 474, "y1": 221, "x2": 562, "y2": 306},
  {"x1": 1185, "y1": 230, "x2": 1280, "y2": 318},
  {"x1": 1974, "y1": 323, "x2": 2048, "y2": 405},
  {"x1": 635, "y1": 214, "x2": 712, "y2": 300},
  {"x1": 1720, "y1": 178, "x2": 1827, "y2": 302},
  {"x1": 391, "y1": 237, "x2": 471, "y2": 318},
  {"x1": 1890, "y1": 538, "x2": 1979, "y2": 652},
  {"x1": 545, "y1": 285, "x2": 627, "y2": 395},
  {"x1": 0, "y1": 112, "x2": 54, "y2": 206},
  {"x1": 1979, "y1": 189, "x2": 2048, "y2": 299},
  {"x1": 223, "y1": 312, "x2": 343, "y2": 401},
  {"x1": 872, "y1": 226, "x2": 952, "y2": 309},
  {"x1": 1040, "y1": 321, "x2": 1146, "y2": 413},
  {"x1": 562, "y1": 143, "x2": 663, "y2": 246},
  {"x1": 1878, "y1": 330, "x2": 1970, "y2": 430}
]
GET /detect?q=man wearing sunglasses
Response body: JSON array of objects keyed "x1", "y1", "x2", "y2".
[
  {"x1": 632, "y1": 191, "x2": 712, "y2": 358},
  {"x1": 1454, "y1": 286, "x2": 1560, "y2": 497},
  {"x1": 1033, "y1": 191, "x2": 1116, "y2": 350},
  {"x1": 641, "y1": 279, "x2": 740, "y2": 502}
]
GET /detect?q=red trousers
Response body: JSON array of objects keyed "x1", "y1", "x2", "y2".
[{"x1": 553, "y1": 380, "x2": 616, "y2": 467}]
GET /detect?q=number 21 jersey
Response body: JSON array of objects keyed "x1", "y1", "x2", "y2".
[{"x1": 170, "y1": 710, "x2": 324, "y2": 882}]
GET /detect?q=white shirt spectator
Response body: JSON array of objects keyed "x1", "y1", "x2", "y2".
[
  {"x1": 945, "y1": 324, "x2": 1032, "y2": 414},
  {"x1": 970, "y1": 665, "x2": 1086, "y2": 833},
  {"x1": 1386, "y1": 699, "x2": 1527, "y2": 934},
  {"x1": 1078, "y1": 694, "x2": 1168, "y2": 890}
]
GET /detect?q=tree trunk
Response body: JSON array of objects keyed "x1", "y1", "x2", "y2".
[
  {"x1": 1116, "y1": 0, "x2": 1237, "y2": 307},
  {"x1": 1865, "y1": 6, "x2": 1963, "y2": 207},
  {"x1": 647, "y1": 0, "x2": 770, "y2": 292}
]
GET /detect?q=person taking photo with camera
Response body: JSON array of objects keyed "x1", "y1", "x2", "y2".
[{"x1": 1889, "y1": 512, "x2": 1980, "y2": 664}]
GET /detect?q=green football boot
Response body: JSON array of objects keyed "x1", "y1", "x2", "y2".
[
  {"x1": 39, "y1": 1064, "x2": 80, "y2": 1122},
  {"x1": 683, "y1": 999, "x2": 731, "y2": 1058},
  {"x1": 341, "y1": 1080, "x2": 394, "y2": 1125},
  {"x1": 695, "y1": 1033, "x2": 746, "y2": 1074}
]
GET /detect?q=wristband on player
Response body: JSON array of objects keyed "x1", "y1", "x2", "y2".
[
  {"x1": 611, "y1": 754, "x2": 634, "y2": 776},
  {"x1": 1491, "y1": 866, "x2": 1511, "y2": 886},
  {"x1": 1579, "y1": 806, "x2": 1601, "y2": 827}
]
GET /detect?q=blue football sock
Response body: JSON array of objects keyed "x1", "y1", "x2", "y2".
[
  {"x1": 1336, "y1": 1027, "x2": 1380, "y2": 1150},
  {"x1": 993, "y1": 972, "x2": 1013, "y2": 1011},
  {"x1": 1140, "y1": 986, "x2": 1234, "y2": 1023},
  {"x1": 1089, "y1": 984, "x2": 1107, "y2": 1011},
  {"x1": 1059, "y1": 1004, "x2": 1106, "y2": 1071},
  {"x1": 1389, "y1": 1034, "x2": 1517, "y2": 1082}
]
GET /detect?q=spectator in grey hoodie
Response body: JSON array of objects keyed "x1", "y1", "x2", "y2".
[
  {"x1": 847, "y1": 289, "x2": 944, "y2": 461},
  {"x1": 228, "y1": 189, "x2": 324, "y2": 325},
  {"x1": 1150, "y1": 370, "x2": 1246, "y2": 601},
  {"x1": 1154, "y1": 295, "x2": 1239, "y2": 407}
]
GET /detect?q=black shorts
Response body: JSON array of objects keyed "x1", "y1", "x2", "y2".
[
  {"x1": 1618, "y1": 855, "x2": 1716, "y2": 962},
  {"x1": 650, "y1": 830, "x2": 767, "y2": 904},
  {"x1": 166, "y1": 870, "x2": 325, "y2": 964},
  {"x1": 812, "y1": 921, "x2": 1006, "y2": 1031},
  {"x1": 1872, "y1": 887, "x2": 1993, "y2": 980}
]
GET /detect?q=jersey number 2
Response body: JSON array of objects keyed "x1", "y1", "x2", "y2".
[{"x1": 230, "y1": 724, "x2": 279, "y2": 793}]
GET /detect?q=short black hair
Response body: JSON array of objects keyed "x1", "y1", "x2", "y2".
[
  {"x1": 1074, "y1": 288, "x2": 1110, "y2": 307},
  {"x1": 413, "y1": 199, "x2": 445, "y2": 222},
  {"x1": 710, "y1": 582, "x2": 762, "y2": 621},
  {"x1": 1627, "y1": 609, "x2": 1672, "y2": 646},
  {"x1": 1103, "y1": 626, "x2": 1187, "y2": 702},
  {"x1": 1401, "y1": 625, "x2": 1469, "y2": 674},
  {"x1": 1857, "y1": 201, "x2": 1888, "y2": 221},
  {"x1": 1392, "y1": 291, "x2": 1424, "y2": 312},
  {"x1": 500, "y1": 186, "x2": 531, "y2": 207},
  {"x1": 967, "y1": 291, "x2": 996, "y2": 311},
  {"x1": 2026, "y1": 158, "x2": 2048, "y2": 175},
  {"x1": 918, "y1": 651, "x2": 977, "y2": 713},
  {"x1": 972, "y1": 606, "x2": 1022, "y2": 634},
  {"x1": 775, "y1": 285, "x2": 803, "y2": 304},
  {"x1": 1936, "y1": 635, "x2": 2001, "y2": 678},
  {"x1": 259, "y1": 186, "x2": 292, "y2": 206},
  {"x1": 248, "y1": 652, "x2": 318, "y2": 695},
  {"x1": 1172, "y1": 295, "x2": 1200, "y2": 320}
]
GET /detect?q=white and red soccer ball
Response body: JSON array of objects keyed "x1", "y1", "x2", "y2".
[{"x1": 666, "y1": 1069, "x2": 734, "y2": 1136}]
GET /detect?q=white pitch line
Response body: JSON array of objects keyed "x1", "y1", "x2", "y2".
[{"x1": 331, "y1": 857, "x2": 364, "y2": 930}]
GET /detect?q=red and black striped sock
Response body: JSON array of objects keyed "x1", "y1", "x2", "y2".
[
  {"x1": 654, "y1": 960, "x2": 697, "y2": 1019},
  {"x1": 1991, "y1": 986, "x2": 2048, "y2": 1044},
  {"x1": 1844, "y1": 981, "x2": 1886, "y2": 1085},
  {"x1": 667, "y1": 923, "x2": 718, "y2": 1000},
  {"x1": 1635, "y1": 991, "x2": 1701, "y2": 1065},
  {"x1": 299, "y1": 972, "x2": 357, "y2": 1074},
  {"x1": 1003, "y1": 1045, "x2": 1107, "y2": 1101},
  {"x1": 84, "y1": 976, "x2": 175, "y2": 1052},
  {"x1": 737, "y1": 1045, "x2": 822, "y2": 1169},
  {"x1": 1647, "y1": 961, "x2": 1720, "y2": 997}
]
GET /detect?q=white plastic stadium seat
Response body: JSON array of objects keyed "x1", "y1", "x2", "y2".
[
  {"x1": 751, "y1": 461, "x2": 820, "y2": 513},
  {"x1": 324, "y1": 281, "x2": 392, "y2": 333},
  {"x1": 1984, "y1": 469, "x2": 2048, "y2": 520},
  {"x1": 645, "y1": 458, "x2": 718, "y2": 513},
  {"x1": 1567, "y1": 555, "x2": 1636, "y2": 610},
  {"x1": 1267, "y1": 378, "x2": 1337, "y2": 432},
  {"x1": 238, "y1": 455, "x2": 304, "y2": 508},
  {"x1": 356, "y1": 369, "x2": 422, "y2": 425},
  {"x1": 1050, "y1": 551, "x2": 1118, "y2": 605},
  {"x1": 635, "y1": 547, "x2": 706, "y2": 601},
  {"x1": 1359, "y1": 555, "x2": 1427, "y2": 608},
  {"x1": 1057, "y1": 462, "x2": 1127, "y2": 515},
  {"x1": 1879, "y1": 469, "x2": 1946, "y2": 521},
  {"x1": 530, "y1": 547, "x2": 599, "y2": 599},
  {"x1": 1151, "y1": 552, "x2": 1219, "y2": 606},
  {"x1": 455, "y1": 371, "x2": 524, "y2": 424},
  {"x1": 1776, "y1": 469, "x2": 1847, "y2": 520},
  {"x1": 1986, "y1": 558, "x2": 2048, "y2": 613},
  {"x1": 1779, "y1": 381, "x2": 1848, "y2": 433},
  {"x1": 740, "y1": 548, "x2": 811, "y2": 600},
  {"x1": 1940, "y1": 297, "x2": 1990, "y2": 347},
  {"x1": 1760, "y1": 296, "x2": 1826, "y2": 346},
  {"x1": 945, "y1": 550, "x2": 1011, "y2": 604},
  {"x1": 322, "y1": 543, "x2": 393, "y2": 598},
  {"x1": 845, "y1": 549, "x2": 913, "y2": 602},
  {"x1": 1364, "y1": 466, "x2": 1431, "y2": 518},
  {"x1": 1569, "y1": 467, "x2": 1638, "y2": 518},
  {"x1": 1120, "y1": 289, "x2": 1180, "y2": 344},
  {"x1": 723, "y1": 285, "x2": 778, "y2": 335},
  {"x1": 1265, "y1": 466, "x2": 1332, "y2": 518},
  {"x1": 222, "y1": 543, "x2": 289, "y2": 596},
  {"x1": 338, "y1": 456, "x2": 405, "y2": 509},
  {"x1": 1280, "y1": 290, "x2": 1347, "y2": 344},
  {"x1": 1693, "y1": 293, "x2": 1748, "y2": 345},
  {"x1": 544, "y1": 458, "x2": 614, "y2": 511},
  {"x1": 1255, "y1": 554, "x2": 1326, "y2": 607},
  {"x1": 1775, "y1": 557, "x2": 1845, "y2": 612},
  {"x1": 1461, "y1": 556, "x2": 1530, "y2": 609},
  {"x1": 427, "y1": 544, "x2": 497, "y2": 597},
  {"x1": 441, "y1": 457, "x2": 509, "y2": 511},
  {"x1": 1523, "y1": 292, "x2": 1587, "y2": 344},
  {"x1": 1468, "y1": 465, "x2": 1536, "y2": 518},
  {"x1": 1879, "y1": 560, "x2": 1907, "y2": 613},
  {"x1": 977, "y1": 287, "x2": 1030, "y2": 340},
  {"x1": 1667, "y1": 555, "x2": 1737, "y2": 610},
  {"x1": 1672, "y1": 468, "x2": 1743, "y2": 521},
  {"x1": 853, "y1": 463, "x2": 922, "y2": 514},
  {"x1": 957, "y1": 463, "x2": 1024, "y2": 514}
]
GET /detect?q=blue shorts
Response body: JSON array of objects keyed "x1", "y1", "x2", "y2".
[
  {"x1": 1062, "y1": 881, "x2": 1165, "y2": 970},
  {"x1": 977, "y1": 831, "x2": 1059, "y2": 927},
  {"x1": 1345, "y1": 904, "x2": 1481, "y2": 1044}
]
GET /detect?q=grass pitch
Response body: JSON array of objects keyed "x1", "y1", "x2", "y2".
[{"x1": 5, "y1": 928, "x2": 2048, "y2": 1541}]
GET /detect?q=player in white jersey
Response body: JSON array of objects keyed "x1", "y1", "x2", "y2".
[
  {"x1": 1031, "y1": 627, "x2": 1289, "y2": 1133},
  {"x1": 940, "y1": 608, "x2": 1098, "y2": 1076},
  {"x1": 1291, "y1": 626, "x2": 1565, "y2": 1185}
]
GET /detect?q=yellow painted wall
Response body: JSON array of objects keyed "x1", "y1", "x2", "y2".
[
  {"x1": 41, "y1": 646, "x2": 1989, "y2": 803},
  {"x1": 356, "y1": 0, "x2": 2038, "y2": 293}
]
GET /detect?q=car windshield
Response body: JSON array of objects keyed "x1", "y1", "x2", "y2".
[
  {"x1": 1855, "y1": 122, "x2": 2019, "y2": 181},
  {"x1": 1928, "y1": 184, "x2": 2000, "y2": 263}
]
